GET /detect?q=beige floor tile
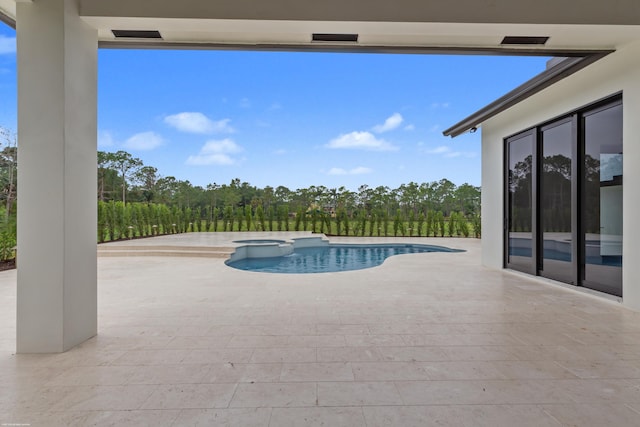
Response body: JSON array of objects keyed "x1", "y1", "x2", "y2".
[
  {"x1": 286, "y1": 335, "x2": 347, "y2": 347},
  {"x1": 227, "y1": 335, "x2": 290, "y2": 348},
  {"x1": 250, "y1": 347, "x2": 316, "y2": 363},
  {"x1": 440, "y1": 345, "x2": 520, "y2": 361},
  {"x1": 376, "y1": 346, "x2": 449, "y2": 362},
  {"x1": 352, "y1": 361, "x2": 431, "y2": 381},
  {"x1": 394, "y1": 380, "x2": 572, "y2": 405},
  {"x1": 402, "y1": 333, "x2": 525, "y2": 346},
  {"x1": 206, "y1": 363, "x2": 282, "y2": 383},
  {"x1": 280, "y1": 362, "x2": 354, "y2": 382},
  {"x1": 51, "y1": 385, "x2": 158, "y2": 411},
  {"x1": 543, "y1": 403, "x2": 640, "y2": 427},
  {"x1": 317, "y1": 346, "x2": 382, "y2": 362},
  {"x1": 367, "y1": 323, "x2": 425, "y2": 334},
  {"x1": 45, "y1": 366, "x2": 140, "y2": 386},
  {"x1": 553, "y1": 379, "x2": 640, "y2": 403},
  {"x1": 1, "y1": 410, "x2": 180, "y2": 427},
  {"x1": 141, "y1": 383, "x2": 237, "y2": 409},
  {"x1": 345, "y1": 334, "x2": 407, "y2": 347},
  {"x1": 229, "y1": 382, "x2": 317, "y2": 407},
  {"x1": 110, "y1": 349, "x2": 191, "y2": 365},
  {"x1": 206, "y1": 325, "x2": 268, "y2": 336},
  {"x1": 164, "y1": 336, "x2": 232, "y2": 349},
  {"x1": 173, "y1": 408, "x2": 272, "y2": 426},
  {"x1": 270, "y1": 407, "x2": 366, "y2": 427},
  {"x1": 0, "y1": 365, "x2": 70, "y2": 389},
  {"x1": 317, "y1": 382, "x2": 403, "y2": 406},
  {"x1": 317, "y1": 324, "x2": 370, "y2": 335},
  {"x1": 127, "y1": 364, "x2": 213, "y2": 384},
  {"x1": 508, "y1": 345, "x2": 589, "y2": 361},
  {"x1": 492, "y1": 361, "x2": 579, "y2": 379},
  {"x1": 422, "y1": 361, "x2": 510, "y2": 380},
  {"x1": 556, "y1": 360, "x2": 640, "y2": 379},
  {"x1": 363, "y1": 405, "x2": 561, "y2": 427},
  {"x1": 256, "y1": 324, "x2": 318, "y2": 336},
  {"x1": 182, "y1": 348, "x2": 254, "y2": 364}
]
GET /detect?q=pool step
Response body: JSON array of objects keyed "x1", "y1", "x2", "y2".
[{"x1": 98, "y1": 245, "x2": 235, "y2": 259}]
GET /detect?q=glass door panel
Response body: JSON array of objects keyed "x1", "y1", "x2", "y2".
[
  {"x1": 540, "y1": 120, "x2": 574, "y2": 283},
  {"x1": 582, "y1": 103, "x2": 623, "y2": 296},
  {"x1": 507, "y1": 132, "x2": 534, "y2": 273}
]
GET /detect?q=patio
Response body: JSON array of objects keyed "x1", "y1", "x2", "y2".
[{"x1": 2, "y1": 233, "x2": 640, "y2": 426}]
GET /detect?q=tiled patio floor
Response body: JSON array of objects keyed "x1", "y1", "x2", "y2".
[{"x1": 2, "y1": 233, "x2": 640, "y2": 426}]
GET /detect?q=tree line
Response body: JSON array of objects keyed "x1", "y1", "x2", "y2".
[{"x1": 97, "y1": 150, "x2": 481, "y2": 240}]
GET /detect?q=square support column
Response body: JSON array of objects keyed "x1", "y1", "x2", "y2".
[{"x1": 16, "y1": 0, "x2": 97, "y2": 353}]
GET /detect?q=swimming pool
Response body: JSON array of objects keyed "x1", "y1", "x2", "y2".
[
  {"x1": 226, "y1": 243, "x2": 463, "y2": 274},
  {"x1": 233, "y1": 239, "x2": 287, "y2": 244}
]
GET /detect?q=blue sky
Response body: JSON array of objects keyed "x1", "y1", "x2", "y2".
[{"x1": 0, "y1": 23, "x2": 549, "y2": 191}]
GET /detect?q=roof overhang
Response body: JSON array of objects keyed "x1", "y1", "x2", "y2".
[{"x1": 442, "y1": 51, "x2": 613, "y2": 138}]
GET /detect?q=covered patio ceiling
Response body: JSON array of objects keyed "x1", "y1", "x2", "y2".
[{"x1": 2, "y1": 0, "x2": 640, "y2": 52}]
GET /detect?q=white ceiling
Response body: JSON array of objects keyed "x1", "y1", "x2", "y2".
[
  {"x1": 2, "y1": 0, "x2": 640, "y2": 52},
  {"x1": 89, "y1": 18, "x2": 640, "y2": 53}
]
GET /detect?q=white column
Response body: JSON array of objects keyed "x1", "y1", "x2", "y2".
[{"x1": 16, "y1": 0, "x2": 97, "y2": 353}]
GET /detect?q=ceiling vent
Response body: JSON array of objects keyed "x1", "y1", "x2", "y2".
[
  {"x1": 112, "y1": 30, "x2": 162, "y2": 39},
  {"x1": 501, "y1": 36, "x2": 549, "y2": 45},
  {"x1": 312, "y1": 33, "x2": 358, "y2": 43}
]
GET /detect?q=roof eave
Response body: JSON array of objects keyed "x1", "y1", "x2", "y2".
[{"x1": 442, "y1": 50, "x2": 613, "y2": 138}]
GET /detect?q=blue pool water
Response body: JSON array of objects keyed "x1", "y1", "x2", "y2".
[
  {"x1": 233, "y1": 239, "x2": 287, "y2": 244},
  {"x1": 226, "y1": 244, "x2": 463, "y2": 274}
]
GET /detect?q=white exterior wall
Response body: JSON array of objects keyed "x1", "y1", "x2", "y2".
[{"x1": 481, "y1": 40, "x2": 640, "y2": 309}]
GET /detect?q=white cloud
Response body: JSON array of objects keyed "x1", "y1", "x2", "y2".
[
  {"x1": 186, "y1": 138, "x2": 243, "y2": 166},
  {"x1": 123, "y1": 131, "x2": 164, "y2": 151},
  {"x1": 97, "y1": 131, "x2": 115, "y2": 148},
  {"x1": 350, "y1": 166, "x2": 373, "y2": 175},
  {"x1": 187, "y1": 153, "x2": 236, "y2": 166},
  {"x1": 327, "y1": 166, "x2": 372, "y2": 176},
  {"x1": 0, "y1": 35, "x2": 16, "y2": 55},
  {"x1": 373, "y1": 113, "x2": 403, "y2": 133},
  {"x1": 326, "y1": 131, "x2": 398, "y2": 152},
  {"x1": 200, "y1": 139, "x2": 242, "y2": 154},
  {"x1": 239, "y1": 98, "x2": 251, "y2": 108},
  {"x1": 404, "y1": 124, "x2": 415, "y2": 131},
  {"x1": 431, "y1": 102, "x2": 451, "y2": 109},
  {"x1": 274, "y1": 148, "x2": 288, "y2": 155},
  {"x1": 424, "y1": 145, "x2": 476, "y2": 158},
  {"x1": 427, "y1": 146, "x2": 451, "y2": 154},
  {"x1": 164, "y1": 112, "x2": 234, "y2": 134}
]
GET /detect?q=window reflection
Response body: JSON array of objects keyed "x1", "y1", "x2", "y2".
[
  {"x1": 507, "y1": 133, "x2": 533, "y2": 272},
  {"x1": 540, "y1": 121, "x2": 573, "y2": 283},
  {"x1": 583, "y1": 103, "x2": 623, "y2": 296}
]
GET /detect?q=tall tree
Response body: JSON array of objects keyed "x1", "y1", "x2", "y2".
[
  {"x1": 134, "y1": 166, "x2": 159, "y2": 203},
  {"x1": 0, "y1": 127, "x2": 17, "y2": 216},
  {"x1": 107, "y1": 150, "x2": 143, "y2": 204}
]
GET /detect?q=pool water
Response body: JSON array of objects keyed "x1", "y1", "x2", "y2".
[
  {"x1": 226, "y1": 244, "x2": 462, "y2": 274},
  {"x1": 233, "y1": 239, "x2": 287, "y2": 244}
]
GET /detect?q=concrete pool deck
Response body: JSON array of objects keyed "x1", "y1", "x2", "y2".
[{"x1": 2, "y1": 232, "x2": 640, "y2": 426}]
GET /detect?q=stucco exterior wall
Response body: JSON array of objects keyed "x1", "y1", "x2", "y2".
[{"x1": 481, "y1": 40, "x2": 640, "y2": 309}]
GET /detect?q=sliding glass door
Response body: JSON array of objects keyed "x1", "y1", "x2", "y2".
[
  {"x1": 540, "y1": 119, "x2": 575, "y2": 283},
  {"x1": 504, "y1": 95, "x2": 622, "y2": 297},
  {"x1": 582, "y1": 102, "x2": 623, "y2": 296},
  {"x1": 506, "y1": 131, "x2": 534, "y2": 274}
]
